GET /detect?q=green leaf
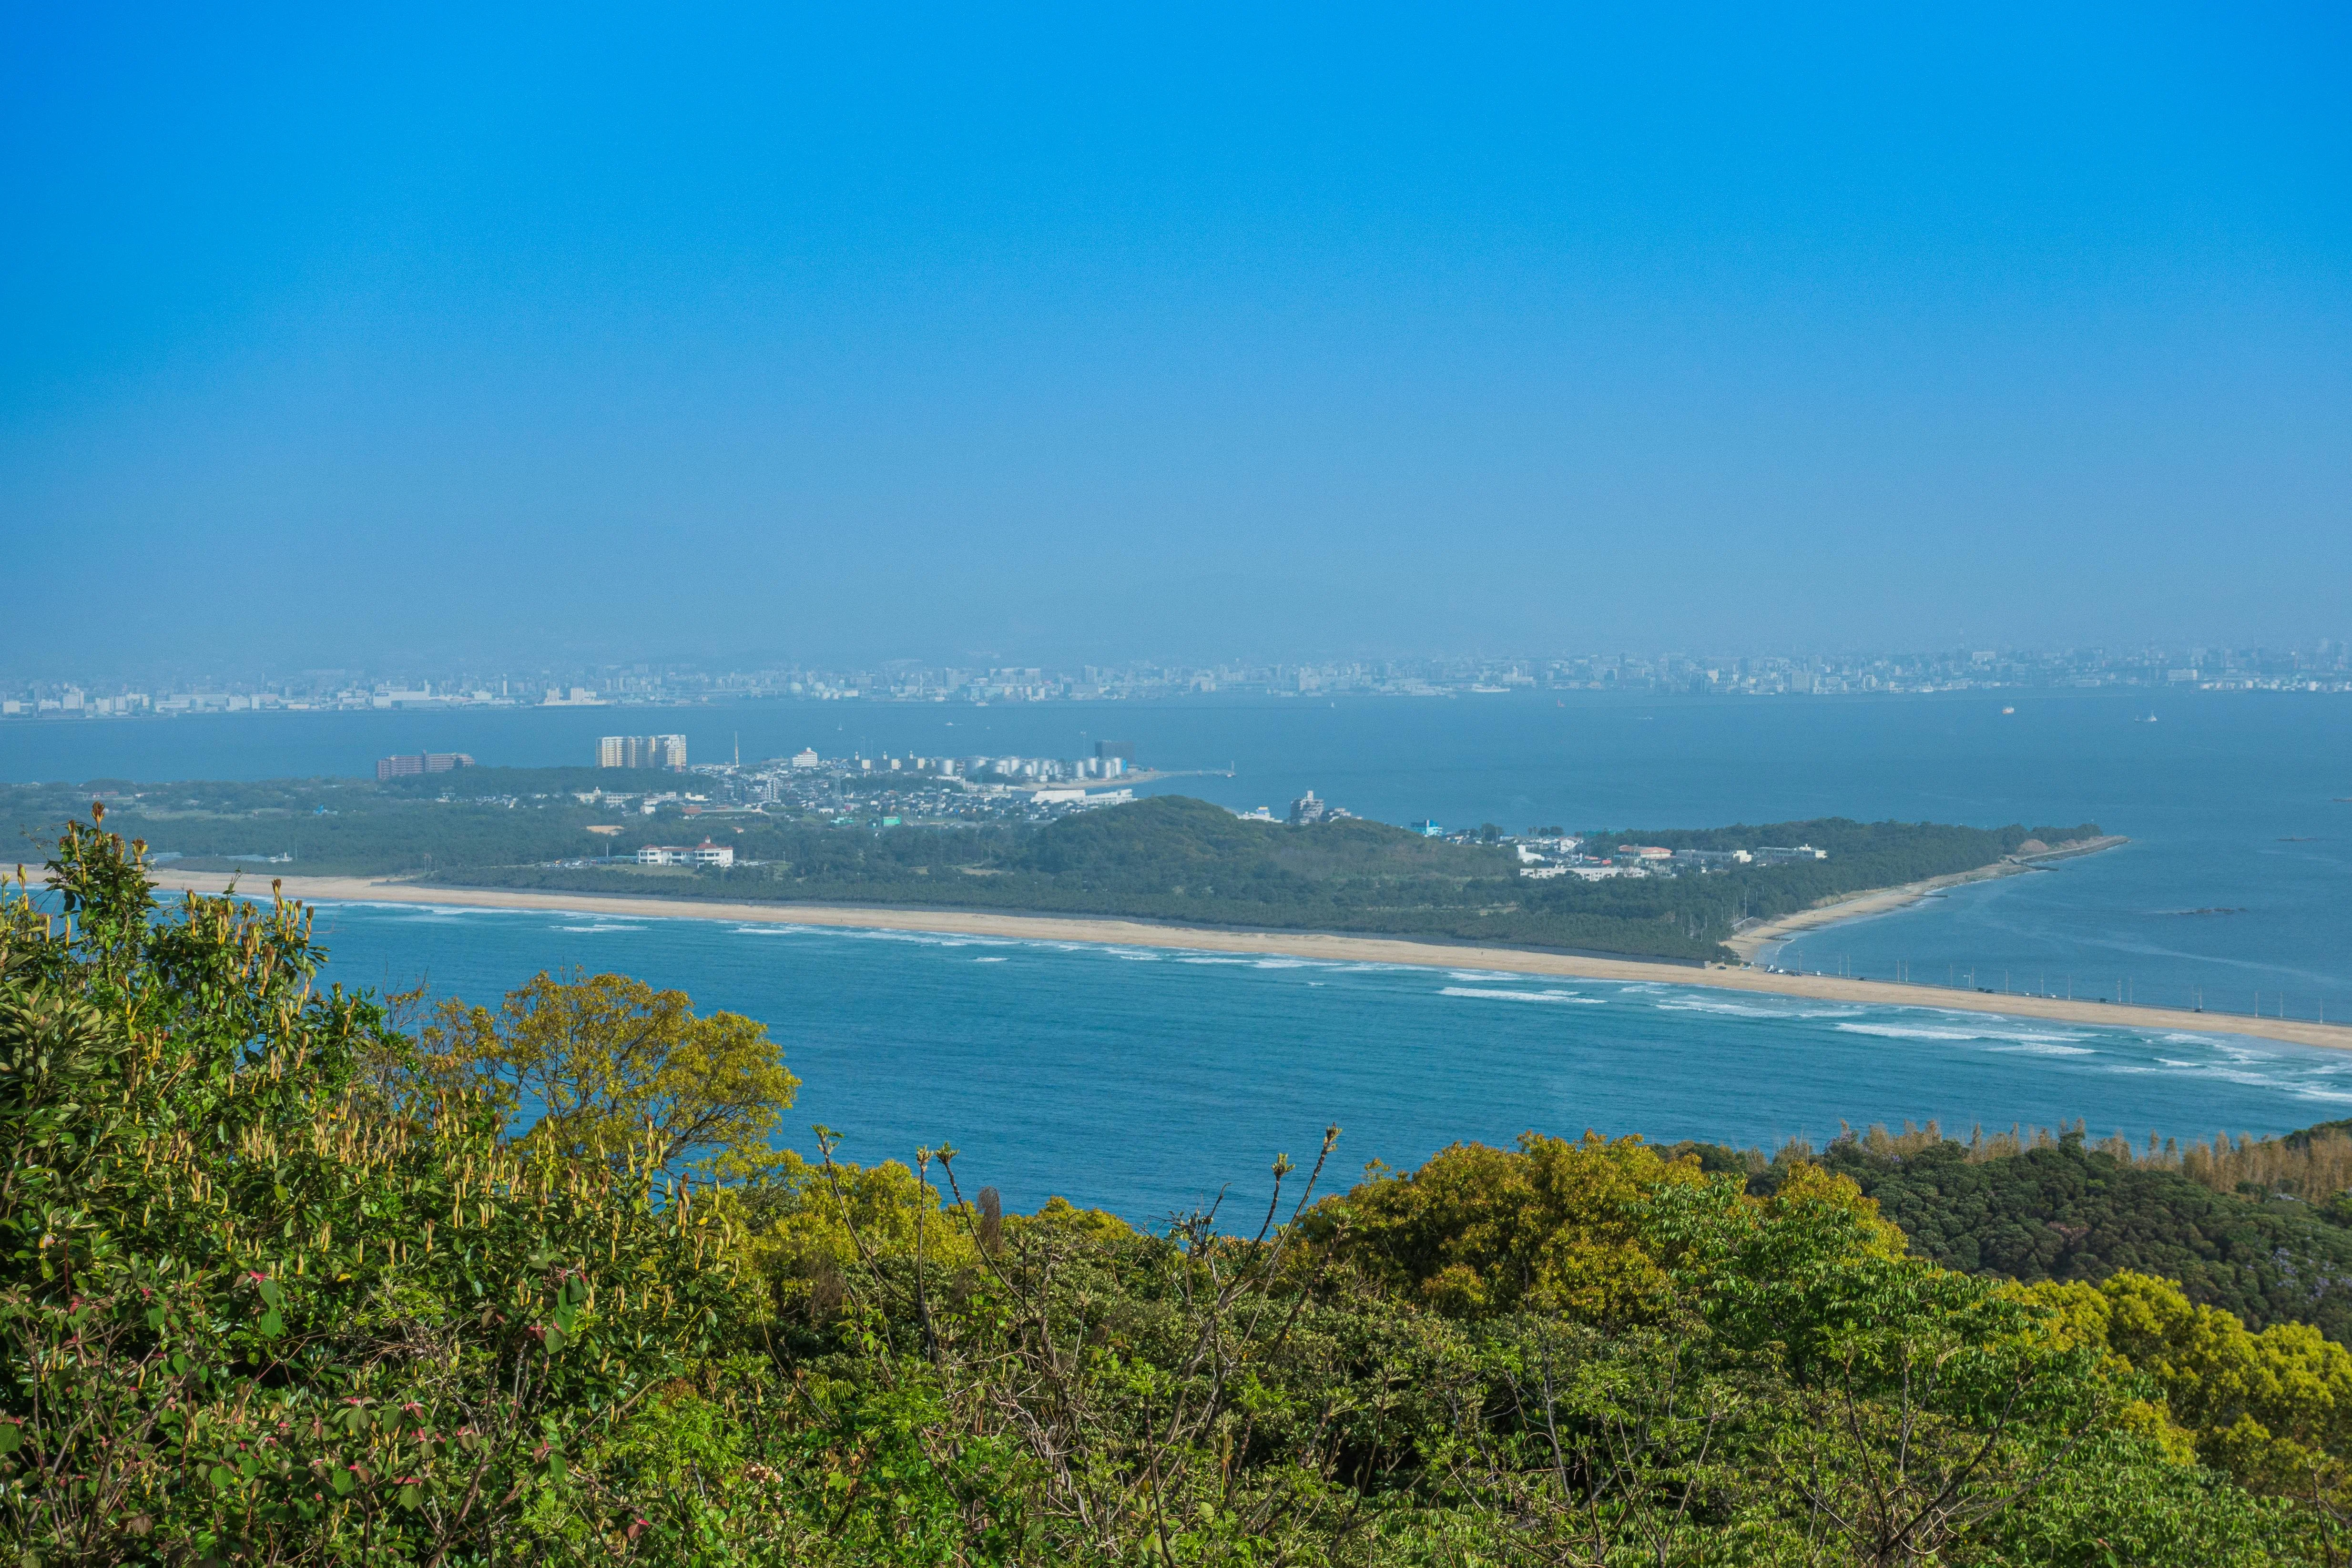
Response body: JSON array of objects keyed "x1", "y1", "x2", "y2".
[
  {"x1": 0, "y1": 1424, "x2": 20, "y2": 1456},
  {"x1": 330, "y1": 1467, "x2": 355, "y2": 1496}
]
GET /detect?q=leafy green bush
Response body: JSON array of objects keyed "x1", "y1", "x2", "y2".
[{"x1": 0, "y1": 811, "x2": 733, "y2": 1559}]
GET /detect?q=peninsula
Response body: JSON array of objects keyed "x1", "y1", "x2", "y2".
[{"x1": 5, "y1": 774, "x2": 2114, "y2": 964}]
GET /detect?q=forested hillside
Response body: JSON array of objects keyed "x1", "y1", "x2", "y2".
[
  {"x1": 6, "y1": 809, "x2": 2351, "y2": 1563},
  {"x1": 456, "y1": 793, "x2": 2089, "y2": 961},
  {"x1": 1668, "y1": 1123, "x2": 2352, "y2": 1346}
]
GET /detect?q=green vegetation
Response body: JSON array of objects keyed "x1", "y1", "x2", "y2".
[
  {"x1": 456, "y1": 794, "x2": 2095, "y2": 963},
  {"x1": 2, "y1": 776, "x2": 2098, "y2": 962},
  {"x1": 1, "y1": 773, "x2": 649, "y2": 879},
  {"x1": 1666, "y1": 1120, "x2": 2352, "y2": 1349},
  {"x1": 5, "y1": 809, "x2": 2347, "y2": 1563}
]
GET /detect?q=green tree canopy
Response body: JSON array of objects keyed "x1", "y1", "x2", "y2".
[{"x1": 418, "y1": 969, "x2": 797, "y2": 1183}]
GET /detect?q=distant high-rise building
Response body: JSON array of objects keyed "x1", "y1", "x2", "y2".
[
  {"x1": 598, "y1": 734, "x2": 688, "y2": 770},
  {"x1": 1093, "y1": 740, "x2": 1135, "y2": 762},
  {"x1": 376, "y1": 752, "x2": 474, "y2": 782}
]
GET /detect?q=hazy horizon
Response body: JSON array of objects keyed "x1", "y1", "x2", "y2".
[{"x1": 6, "y1": 5, "x2": 2347, "y2": 672}]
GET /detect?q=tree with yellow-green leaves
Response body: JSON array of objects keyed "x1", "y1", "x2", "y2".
[
  {"x1": 2025, "y1": 1270, "x2": 2352, "y2": 1513},
  {"x1": 0, "y1": 808, "x2": 740, "y2": 1562},
  {"x1": 416, "y1": 969, "x2": 797, "y2": 1184}
]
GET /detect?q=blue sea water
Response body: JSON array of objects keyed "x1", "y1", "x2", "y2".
[
  {"x1": 9, "y1": 689, "x2": 2351, "y2": 1216},
  {"x1": 303, "y1": 896, "x2": 2352, "y2": 1223}
]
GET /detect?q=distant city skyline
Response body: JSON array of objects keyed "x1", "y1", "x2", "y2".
[{"x1": 7, "y1": 639, "x2": 2351, "y2": 720}]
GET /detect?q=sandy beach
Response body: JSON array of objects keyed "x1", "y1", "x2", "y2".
[
  {"x1": 144, "y1": 866, "x2": 2352, "y2": 1053},
  {"x1": 1723, "y1": 837, "x2": 2133, "y2": 963}
]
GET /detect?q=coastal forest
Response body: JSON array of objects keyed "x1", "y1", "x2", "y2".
[
  {"x1": 7, "y1": 810, "x2": 2352, "y2": 1564},
  {"x1": 2, "y1": 775, "x2": 2101, "y2": 963}
]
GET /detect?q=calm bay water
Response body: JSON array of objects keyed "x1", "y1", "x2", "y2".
[
  {"x1": 8, "y1": 689, "x2": 2351, "y2": 1214},
  {"x1": 307, "y1": 897, "x2": 2352, "y2": 1222}
]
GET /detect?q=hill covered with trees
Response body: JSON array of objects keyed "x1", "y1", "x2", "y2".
[
  {"x1": 1667, "y1": 1121, "x2": 2352, "y2": 1347},
  {"x1": 2, "y1": 808, "x2": 2345, "y2": 1564}
]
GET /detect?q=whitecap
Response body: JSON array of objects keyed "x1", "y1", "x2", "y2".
[
  {"x1": 1652, "y1": 996, "x2": 1865, "y2": 1021},
  {"x1": 1439, "y1": 986, "x2": 1605, "y2": 1005},
  {"x1": 1833, "y1": 1021, "x2": 2092, "y2": 1047},
  {"x1": 828, "y1": 928, "x2": 1014, "y2": 950}
]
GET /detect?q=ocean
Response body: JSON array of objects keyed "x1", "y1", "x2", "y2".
[
  {"x1": 7, "y1": 688, "x2": 2350, "y2": 1215},
  {"x1": 306, "y1": 896, "x2": 2352, "y2": 1222}
]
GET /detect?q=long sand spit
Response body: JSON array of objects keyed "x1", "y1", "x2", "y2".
[
  {"x1": 1724, "y1": 837, "x2": 2133, "y2": 964},
  {"x1": 147, "y1": 869, "x2": 2352, "y2": 1053}
]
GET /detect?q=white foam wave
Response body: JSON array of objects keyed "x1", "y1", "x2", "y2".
[
  {"x1": 1651, "y1": 996, "x2": 1864, "y2": 1020},
  {"x1": 343, "y1": 900, "x2": 529, "y2": 920},
  {"x1": 830, "y1": 927, "x2": 1014, "y2": 950},
  {"x1": 1834, "y1": 1021, "x2": 2093, "y2": 1048},
  {"x1": 1439, "y1": 986, "x2": 1605, "y2": 1005}
]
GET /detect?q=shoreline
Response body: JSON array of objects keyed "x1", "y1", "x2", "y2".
[
  {"x1": 1725, "y1": 836, "x2": 2132, "y2": 963},
  {"x1": 145, "y1": 866, "x2": 2352, "y2": 1053}
]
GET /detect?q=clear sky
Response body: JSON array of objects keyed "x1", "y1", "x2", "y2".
[{"x1": 3, "y1": 4, "x2": 2346, "y2": 674}]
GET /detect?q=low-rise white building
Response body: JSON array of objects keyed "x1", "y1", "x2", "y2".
[{"x1": 636, "y1": 838, "x2": 735, "y2": 868}]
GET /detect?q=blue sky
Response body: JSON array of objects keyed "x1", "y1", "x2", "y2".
[{"x1": 3, "y1": 4, "x2": 2346, "y2": 673}]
